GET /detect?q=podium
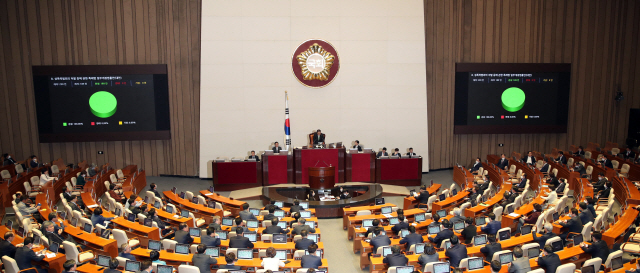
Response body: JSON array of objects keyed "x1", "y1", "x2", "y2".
[{"x1": 308, "y1": 166, "x2": 335, "y2": 189}]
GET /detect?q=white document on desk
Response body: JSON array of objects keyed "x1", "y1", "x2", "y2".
[
  {"x1": 205, "y1": 193, "x2": 213, "y2": 196},
  {"x1": 87, "y1": 204, "x2": 99, "y2": 208},
  {"x1": 508, "y1": 213, "x2": 520, "y2": 217},
  {"x1": 382, "y1": 214, "x2": 393, "y2": 218}
]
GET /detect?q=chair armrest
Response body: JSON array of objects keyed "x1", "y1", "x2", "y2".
[
  {"x1": 18, "y1": 267, "x2": 39, "y2": 273},
  {"x1": 78, "y1": 250, "x2": 95, "y2": 263}
]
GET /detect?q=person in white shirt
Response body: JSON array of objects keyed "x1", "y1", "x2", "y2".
[
  {"x1": 541, "y1": 185, "x2": 558, "y2": 208},
  {"x1": 261, "y1": 247, "x2": 286, "y2": 271},
  {"x1": 40, "y1": 169, "x2": 56, "y2": 185}
]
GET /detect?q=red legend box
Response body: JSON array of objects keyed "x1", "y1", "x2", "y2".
[
  {"x1": 91, "y1": 122, "x2": 95, "y2": 125},
  {"x1": 501, "y1": 115, "x2": 505, "y2": 119}
]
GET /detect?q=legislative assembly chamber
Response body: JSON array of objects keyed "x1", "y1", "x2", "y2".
[{"x1": 1, "y1": 0, "x2": 640, "y2": 273}]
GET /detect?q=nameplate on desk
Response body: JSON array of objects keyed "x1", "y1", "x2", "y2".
[
  {"x1": 480, "y1": 203, "x2": 489, "y2": 206},
  {"x1": 205, "y1": 193, "x2": 213, "y2": 196},
  {"x1": 508, "y1": 213, "x2": 520, "y2": 217},
  {"x1": 45, "y1": 253, "x2": 57, "y2": 258},
  {"x1": 87, "y1": 204, "x2": 99, "y2": 208}
]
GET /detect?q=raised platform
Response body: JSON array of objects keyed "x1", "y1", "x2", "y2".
[{"x1": 260, "y1": 184, "x2": 383, "y2": 218}]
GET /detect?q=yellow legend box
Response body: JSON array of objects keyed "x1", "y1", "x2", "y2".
[
  {"x1": 119, "y1": 121, "x2": 123, "y2": 125},
  {"x1": 525, "y1": 115, "x2": 528, "y2": 119}
]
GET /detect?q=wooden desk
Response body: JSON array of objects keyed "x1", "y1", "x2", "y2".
[
  {"x1": 375, "y1": 157, "x2": 422, "y2": 186},
  {"x1": 465, "y1": 184, "x2": 512, "y2": 218},
  {"x1": 262, "y1": 153, "x2": 294, "y2": 185},
  {"x1": 431, "y1": 191, "x2": 469, "y2": 213},
  {"x1": 0, "y1": 226, "x2": 67, "y2": 273},
  {"x1": 63, "y1": 222, "x2": 119, "y2": 257},
  {"x1": 199, "y1": 190, "x2": 245, "y2": 215},
  {"x1": 347, "y1": 209, "x2": 424, "y2": 240},
  {"x1": 402, "y1": 183, "x2": 442, "y2": 210},
  {"x1": 343, "y1": 203, "x2": 398, "y2": 230},
  {"x1": 163, "y1": 191, "x2": 223, "y2": 226},
  {"x1": 111, "y1": 217, "x2": 160, "y2": 248},
  {"x1": 212, "y1": 161, "x2": 263, "y2": 191},
  {"x1": 346, "y1": 151, "x2": 376, "y2": 183},
  {"x1": 453, "y1": 166, "x2": 474, "y2": 189},
  {"x1": 123, "y1": 192, "x2": 193, "y2": 228},
  {"x1": 603, "y1": 206, "x2": 639, "y2": 246}
]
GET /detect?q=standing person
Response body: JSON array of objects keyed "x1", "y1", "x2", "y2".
[{"x1": 460, "y1": 217, "x2": 477, "y2": 244}]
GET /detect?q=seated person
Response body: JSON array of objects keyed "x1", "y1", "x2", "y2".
[
  {"x1": 490, "y1": 260, "x2": 502, "y2": 273},
  {"x1": 292, "y1": 218, "x2": 316, "y2": 235},
  {"x1": 369, "y1": 228, "x2": 391, "y2": 256},
  {"x1": 541, "y1": 185, "x2": 558, "y2": 207},
  {"x1": 90, "y1": 207, "x2": 115, "y2": 227},
  {"x1": 450, "y1": 208, "x2": 464, "y2": 224},
  {"x1": 365, "y1": 219, "x2": 381, "y2": 238},
  {"x1": 623, "y1": 147, "x2": 636, "y2": 160},
  {"x1": 272, "y1": 142, "x2": 283, "y2": 153},
  {"x1": 312, "y1": 129, "x2": 324, "y2": 145},
  {"x1": 460, "y1": 217, "x2": 477, "y2": 244},
  {"x1": 509, "y1": 246, "x2": 531, "y2": 273},
  {"x1": 192, "y1": 244, "x2": 217, "y2": 272},
  {"x1": 263, "y1": 206, "x2": 277, "y2": 222},
  {"x1": 17, "y1": 195, "x2": 42, "y2": 223},
  {"x1": 480, "y1": 234, "x2": 502, "y2": 262},
  {"x1": 470, "y1": 158, "x2": 482, "y2": 172},
  {"x1": 29, "y1": 155, "x2": 39, "y2": 169},
  {"x1": 532, "y1": 224, "x2": 556, "y2": 247},
  {"x1": 391, "y1": 148, "x2": 402, "y2": 157},
  {"x1": 337, "y1": 187, "x2": 350, "y2": 200},
  {"x1": 289, "y1": 212, "x2": 301, "y2": 228},
  {"x1": 295, "y1": 230, "x2": 315, "y2": 250},
  {"x1": 229, "y1": 227, "x2": 254, "y2": 249},
  {"x1": 399, "y1": 226, "x2": 423, "y2": 249},
  {"x1": 118, "y1": 243, "x2": 136, "y2": 261},
  {"x1": 383, "y1": 245, "x2": 409, "y2": 267},
  {"x1": 352, "y1": 140, "x2": 362, "y2": 152},
  {"x1": 481, "y1": 213, "x2": 501, "y2": 235},
  {"x1": 234, "y1": 217, "x2": 250, "y2": 233},
  {"x1": 261, "y1": 247, "x2": 286, "y2": 271},
  {"x1": 444, "y1": 235, "x2": 467, "y2": 267},
  {"x1": 377, "y1": 147, "x2": 389, "y2": 158},
  {"x1": 418, "y1": 243, "x2": 439, "y2": 268},
  {"x1": 105, "y1": 258, "x2": 121, "y2": 273},
  {"x1": 40, "y1": 168, "x2": 56, "y2": 185},
  {"x1": 391, "y1": 215, "x2": 409, "y2": 235},
  {"x1": 202, "y1": 227, "x2": 221, "y2": 247},
  {"x1": 523, "y1": 151, "x2": 536, "y2": 165},
  {"x1": 75, "y1": 171, "x2": 87, "y2": 188},
  {"x1": 239, "y1": 203, "x2": 257, "y2": 221},
  {"x1": 574, "y1": 146, "x2": 585, "y2": 156},
  {"x1": 558, "y1": 208, "x2": 582, "y2": 241},
  {"x1": 148, "y1": 208, "x2": 173, "y2": 236},
  {"x1": 501, "y1": 187, "x2": 518, "y2": 208},
  {"x1": 209, "y1": 216, "x2": 222, "y2": 231},
  {"x1": 580, "y1": 231, "x2": 610, "y2": 262},
  {"x1": 301, "y1": 243, "x2": 322, "y2": 269},
  {"x1": 247, "y1": 150, "x2": 260, "y2": 161},
  {"x1": 108, "y1": 184, "x2": 124, "y2": 204},
  {"x1": 150, "y1": 250, "x2": 166, "y2": 265},
  {"x1": 579, "y1": 202, "x2": 595, "y2": 225},
  {"x1": 263, "y1": 218, "x2": 289, "y2": 234},
  {"x1": 219, "y1": 252, "x2": 242, "y2": 270},
  {"x1": 406, "y1": 147, "x2": 417, "y2": 158},
  {"x1": 174, "y1": 223, "x2": 194, "y2": 244},
  {"x1": 497, "y1": 154, "x2": 509, "y2": 169},
  {"x1": 15, "y1": 237, "x2": 47, "y2": 273},
  {"x1": 290, "y1": 199, "x2": 304, "y2": 213},
  {"x1": 517, "y1": 203, "x2": 542, "y2": 233},
  {"x1": 428, "y1": 219, "x2": 453, "y2": 246},
  {"x1": 536, "y1": 245, "x2": 561, "y2": 273}
]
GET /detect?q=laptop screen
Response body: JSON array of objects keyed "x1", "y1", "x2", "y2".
[
  {"x1": 499, "y1": 230, "x2": 511, "y2": 240},
  {"x1": 97, "y1": 255, "x2": 110, "y2": 267},
  {"x1": 507, "y1": 205, "x2": 514, "y2": 214},
  {"x1": 179, "y1": 192, "x2": 185, "y2": 199},
  {"x1": 181, "y1": 210, "x2": 190, "y2": 218},
  {"x1": 49, "y1": 242, "x2": 59, "y2": 253},
  {"x1": 237, "y1": 249, "x2": 253, "y2": 259},
  {"x1": 520, "y1": 225, "x2": 532, "y2": 235},
  {"x1": 189, "y1": 228, "x2": 201, "y2": 237},
  {"x1": 217, "y1": 231, "x2": 228, "y2": 240},
  {"x1": 249, "y1": 208, "x2": 260, "y2": 216},
  {"x1": 83, "y1": 223, "x2": 92, "y2": 233},
  {"x1": 205, "y1": 247, "x2": 219, "y2": 257},
  {"x1": 436, "y1": 210, "x2": 446, "y2": 218},
  {"x1": 439, "y1": 194, "x2": 445, "y2": 201},
  {"x1": 148, "y1": 240, "x2": 162, "y2": 251},
  {"x1": 381, "y1": 246, "x2": 392, "y2": 257},
  {"x1": 428, "y1": 225, "x2": 441, "y2": 235},
  {"x1": 375, "y1": 198, "x2": 385, "y2": 205},
  {"x1": 381, "y1": 206, "x2": 392, "y2": 214},
  {"x1": 192, "y1": 197, "x2": 199, "y2": 204},
  {"x1": 273, "y1": 201, "x2": 283, "y2": 208},
  {"x1": 165, "y1": 205, "x2": 173, "y2": 214},
  {"x1": 528, "y1": 248, "x2": 540, "y2": 258},
  {"x1": 499, "y1": 253, "x2": 513, "y2": 264},
  {"x1": 452, "y1": 189, "x2": 458, "y2": 196},
  {"x1": 273, "y1": 234, "x2": 287, "y2": 243},
  {"x1": 275, "y1": 249, "x2": 287, "y2": 260},
  {"x1": 300, "y1": 202, "x2": 309, "y2": 209},
  {"x1": 305, "y1": 249, "x2": 323, "y2": 257},
  {"x1": 473, "y1": 235, "x2": 487, "y2": 245},
  {"x1": 154, "y1": 201, "x2": 161, "y2": 209},
  {"x1": 468, "y1": 257, "x2": 484, "y2": 270},
  {"x1": 306, "y1": 221, "x2": 315, "y2": 228},
  {"x1": 475, "y1": 217, "x2": 486, "y2": 225},
  {"x1": 415, "y1": 213, "x2": 426, "y2": 222},
  {"x1": 552, "y1": 240, "x2": 563, "y2": 252},
  {"x1": 276, "y1": 222, "x2": 287, "y2": 229},
  {"x1": 175, "y1": 244, "x2": 190, "y2": 254},
  {"x1": 71, "y1": 217, "x2": 78, "y2": 227},
  {"x1": 300, "y1": 211, "x2": 311, "y2": 218},
  {"x1": 552, "y1": 212, "x2": 559, "y2": 221},
  {"x1": 156, "y1": 265, "x2": 173, "y2": 273},
  {"x1": 144, "y1": 218, "x2": 153, "y2": 227},
  {"x1": 243, "y1": 232, "x2": 257, "y2": 242},
  {"x1": 453, "y1": 221, "x2": 465, "y2": 230},
  {"x1": 222, "y1": 217, "x2": 234, "y2": 226},
  {"x1": 400, "y1": 229, "x2": 409, "y2": 238},
  {"x1": 389, "y1": 217, "x2": 400, "y2": 225},
  {"x1": 415, "y1": 243, "x2": 425, "y2": 254},
  {"x1": 125, "y1": 261, "x2": 141, "y2": 272},
  {"x1": 307, "y1": 234, "x2": 318, "y2": 243},
  {"x1": 127, "y1": 213, "x2": 136, "y2": 222},
  {"x1": 362, "y1": 219, "x2": 374, "y2": 228},
  {"x1": 396, "y1": 266, "x2": 415, "y2": 273},
  {"x1": 433, "y1": 262, "x2": 451, "y2": 273},
  {"x1": 241, "y1": 220, "x2": 257, "y2": 229},
  {"x1": 581, "y1": 265, "x2": 595, "y2": 273},
  {"x1": 274, "y1": 210, "x2": 285, "y2": 218},
  {"x1": 611, "y1": 257, "x2": 623, "y2": 270}
]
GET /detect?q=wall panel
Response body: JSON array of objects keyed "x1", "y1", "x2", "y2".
[
  {"x1": 425, "y1": 0, "x2": 640, "y2": 170},
  {"x1": 0, "y1": 0, "x2": 201, "y2": 176}
]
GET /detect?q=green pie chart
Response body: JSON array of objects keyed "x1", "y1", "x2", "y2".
[
  {"x1": 501, "y1": 87, "x2": 525, "y2": 112},
  {"x1": 89, "y1": 91, "x2": 117, "y2": 118}
]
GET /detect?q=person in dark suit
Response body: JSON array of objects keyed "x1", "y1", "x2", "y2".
[
  {"x1": 301, "y1": 243, "x2": 323, "y2": 269},
  {"x1": 174, "y1": 223, "x2": 194, "y2": 245},
  {"x1": 547, "y1": 174, "x2": 560, "y2": 188},
  {"x1": 263, "y1": 218, "x2": 289, "y2": 234},
  {"x1": 29, "y1": 156, "x2": 39, "y2": 169},
  {"x1": 625, "y1": 263, "x2": 640, "y2": 273},
  {"x1": 102, "y1": 258, "x2": 121, "y2": 273},
  {"x1": 2, "y1": 154, "x2": 17, "y2": 166},
  {"x1": 295, "y1": 230, "x2": 315, "y2": 250},
  {"x1": 556, "y1": 151, "x2": 567, "y2": 165},
  {"x1": 91, "y1": 207, "x2": 115, "y2": 227},
  {"x1": 234, "y1": 217, "x2": 249, "y2": 234},
  {"x1": 44, "y1": 221, "x2": 75, "y2": 254},
  {"x1": 460, "y1": 217, "x2": 477, "y2": 244},
  {"x1": 591, "y1": 173, "x2": 607, "y2": 192},
  {"x1": 556, "y1": 178, "x2": 566, "y2": 195},
  {"x1": 428, "y1": 219, "x2": 453, "y2": 246},
  {"x1": 137, "y1": 260, "x2": 153, "y2": 273},
  {"x1": 540, "y1": 162, "x2": 550, "y2": 172},
  {"x1": 508, "y1": 246, "x2": 531, "y2": 273},
  {"x1": 292, "y1": 218, "x2": 316, "y2": 235},
  {"x1": 62, "y1": 259, "x2": 77, "y2": 273},
  {"x1": 580, "y1": 231, "x2": 610, "y2": 262},
  {"x1": 247, "y1": 150, "x2": 260, "y2": 161},
  {"x1": 391, "y1": 148, "x2": 402, "y2": 157},
  {"x1": 585, "y1": 196, "x2": 597, "y2": 218},
  {"x1": 537, "y1": 245, "x2": 561, "y2": 273},
  {"x1": 574, "y1": 164, "x2": 587, "y2": 177},
  {"x1": 391, "y1": 215, "x2": 409, "y2": 235},
  {"x1": 624, "y1": 147, "x2": 636, "y2": 160},
  {"x1": 480, "y1": 235, "x2": 502, "y2": 262},
  {"x1": 481, "y1": 213, "x2": 501, "y2": 235},
  {"x1": 337, "y1": 187, "x2": 350, "y2": 200},
  {"x1": 273, "y1": 142, "x2": 283, "y2": 153},
  {"x1": 468, "y1": 186, "x2": 480, "y2": 204},
  {"x1": 414, "y1": 185, "x2": 430, "y2": 207},
  {"x1": 600, "y1": 157, "x2": 613, "y2": 169},
  {"x1": 201, "y1": 227, "x2": 221, "y2": 247},
  {"x1": 67, "y1": 195, "x2": 83, "y2": 214},
  {"x1": 574, "y1": 146, "x2": 585, "y2": 156},
  {"x1": 515, "y1": 174, "x2": 527, "y2": 191},
  {"x1": 470, "y1": 158, "x2": 482, "y2": 172},
  {"x1": 501, "y1": 188, "x2": 518, "y2": 209},
  {"x1": 532, "y1": 223, "x2": 557, "y2": 247},
  {"x1": 370, "y1": 228, "x2": 391, "y2": 254},
  {"x1": 444, "y1": 235, "x2": 467, "y2": 268},
  {"x1": 364, "y1": 219, "x2": 381, "y2": 238},
  {"x1": 229, "y1": 227, "x2": 254, "y2": 249},
  {"x1": 579, "y1": 202, "x2": 595, "y2": 225},
  {"x1": 312, "y1": 130, "x2": 325, "y2": 145},
  {"x1": 406, "y1": 148, "x2": 417, "y2": 158},
  {"x1": 238, "y1": 203, "x2": 257, "y2": 221},
  {"x1": 118, "y1": 243, "x2": 137, "y2": 261},
  {"x1": 192, "y1": 244, "x2": 217, "y2": 273},
  {"x1": 383, "y1": 245, "x2": 409, "y2": 267},
  {"x1": 352, "y1": 140, "x2": 362, "y2": 152},
  {"x1": 15, "y1": 237, "x2": 47, "y2": 273},
  {"x1": 399, "y1": 226, "x2": 423, "y2": 249},
  {"x1": 598, "y1": 182, "x2": 612, "y2": 199},
  {"x1": 497, "y1": 154, "x2": 509, "y2": 170},
  {"x1": 263, "y1": 206, "x2": 277, "y2": 222},
  {"x1": 523, "y1": 151, "x2": 537, "y2": 165},
  {"x1": 450, "y1": 208, "x2": 464, "y2": 226},
  {"x1": 290, "y1": 199, "x2": 303, "y2": 213},
  {"x1": 219, "y1": 252, "x2": 242, "y2": 270},
  {"x1": 148, "y1": 183, "x2": 161, "y2": 198},
  {"x1": 0, "y1": 232, "x2": 18, "y2": 259},
  {"x1": 518, "y1": 203, "x2": 542, "y2": 233},
  {"x1": 377, "y1": 147, "x2": 389, "y2": 158}
]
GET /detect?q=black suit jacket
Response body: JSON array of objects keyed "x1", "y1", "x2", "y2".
[
  {"x1": 272, "y1": 146, "x2": 282, "y2": 153},
  {"x1": 445, "y1": 244, "x2": 468, "y2": 267},
  {"x1": 624, "y1": 151, "x2": 636, "y2": 160},
  {"x1": 376, "y1": 151, "x2": 388, "y2": 158},
  {"x1": 219, "y1": 264, "x2": 242, "y2": 270},
  {"x1": 532, "y1": 231, "x2": 556, "y2": 246},
  {"x1": 581, "y1": 240, "x2": 610, "y2": 262},
  {"x1": 471, "y1": 162, "x2": 482, "y2": 172},
  {"x1": 559, "y1": 215, "x2": 582, "y2": 234},
  {"x1": 574, "y1": 150, "x2": 585, "y2": 156},
  {"x1": 15, "y1": 246, "x2": 45, "y2": 270},
  {"x1": 556, "y1": 183, "x2": 566, "y2": 193},
  {"x1": 0, "y1": 239, "x2": 17, "y2": 259},
  {"x1": 399, "y1": 233, "x2": 423, "y2": 248},
  {"x1": 406, "y1": 152, "x2": 417, "y2": 158},
  {"x1": 301, "y1": 255, "x2": 323, "y2": 269},
  {"x1": 192, "y1": 253, "x2": 218, "y2": 273},
  {"x1": 313, "y1": 134, "x2": 325, "y2": 144},
  {"x1": 497, "y1": 158, "x2": 509, "y2": 169},
  {"x1": 602, "y1": 159, "x2": 613, "y2": 168},
  {"x1": 600, "y1": 187, "x2": 612, "y2": 199},
  {"x1": 383, "y1": 253, "x2": 409, "y2": 266},
  {"x1": 417, "y1": 191, "x2": 430, "y2": 204},
  {"x1": 201, "y1": 235, "x2": 221, "y2": 247},
  {"x1": 174, "y1": 230, "x2": 194, "y2": 244},
  {"x1": 353, "y1": 145, "x2": 362, "y2": 152},
  {"x1": 263, "y1": 225, "x2": 287, "y2": 234},
  {"x1": 247, "y1": 155, "x2": 260, "y2": 161},
  {"x1": 290, "y1": 205, "x2": 303, "y2": 213},
  {"x1": 370, "y1": 235, "x2": 391, "y2": 254},
  {"x1": 540, "y1": 163, "x2": 550, "y2": 172},
  {"x1": 538, "y1": 253, "x2": 561, "y2": 273},
  {"x1": 229, "y1": 235, "x2": 254, "y2": 249},
  {"x1": 295, "y1": 238, "x2": 315, "y2": 250},
  {"x1": 523, "y1": 156, "x2": 537, "y2": 165},
  {"x1": 461, "y1": 225, "x2": 477, "y2": 244},
  {"x1": 579, "y1": 210, "x2": 595, "y2": 225},
  {"x1": 480, "y1": 242, "x2": 502, "y2": 262},
  {"x1": 391, "y1": 222, "x2": 409, "y2": 235},
  {"x1": 556, "y1": 155, "x2": 567, "y2": 165}
]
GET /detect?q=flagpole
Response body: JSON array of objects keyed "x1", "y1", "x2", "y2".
[{"x1": 285, "y1": 91, "x2": 291, "y2": 151}]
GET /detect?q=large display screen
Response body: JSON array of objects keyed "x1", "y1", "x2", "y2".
[
  {"x1": 454, "y1": 63, "x2": 571, "y2": 134},
  {"x1": 32, "y1": 65, "x2": 170, "y2": 142}
]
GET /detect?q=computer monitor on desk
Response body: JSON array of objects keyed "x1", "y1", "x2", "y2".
[{"x1": 279, "y1": 150, "x2": 288, "y2": 155}]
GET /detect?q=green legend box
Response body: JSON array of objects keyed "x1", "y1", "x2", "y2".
[
  {"x1": 477, "y1": 116, "x2": 480, "y2": 119},
  {"x1": 63, "y1": 122, "x2": 67, "y2": 126}
]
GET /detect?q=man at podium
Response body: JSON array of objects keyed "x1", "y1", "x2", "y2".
[
  {"x1": 313, "y1": 129, "x2": 325, "y2": 145},
  {"x1": 273, "y1": 142, "x2": 282, "y2": 153}
]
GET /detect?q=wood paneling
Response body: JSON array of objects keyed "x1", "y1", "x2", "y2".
[
  {"x1": 425, "y1": 0, "x2": 640, "y2": 170},
  {"x1": 0, "y1": 0, "x2": 201, "y2": 176}
]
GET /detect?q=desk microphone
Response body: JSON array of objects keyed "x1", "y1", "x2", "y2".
[
  {"x1": 314, "y1": 160, "x2": 320, "y2": 167},
  {"x1": 322, "y1": 161, "x2": 329, "y2": 167}
]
